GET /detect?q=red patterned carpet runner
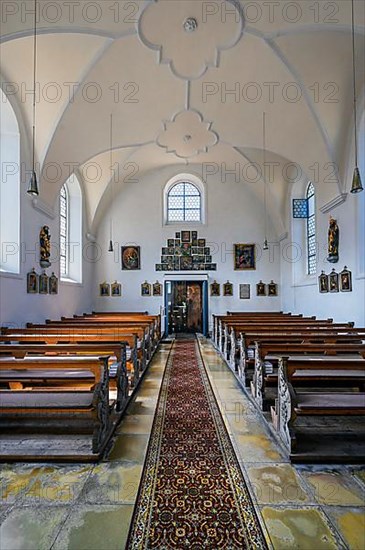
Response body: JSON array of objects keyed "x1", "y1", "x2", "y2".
[{"x1": 126, "y1": 339, "x2": 268, "y2": 549}]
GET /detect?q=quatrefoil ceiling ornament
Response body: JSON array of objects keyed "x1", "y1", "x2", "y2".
[
  {"x1": 138, "y1": 0, "x2": 244, "y2": 79},
  {"x1": 157, "y1": 110, "x2": 218, "y2": 159}
]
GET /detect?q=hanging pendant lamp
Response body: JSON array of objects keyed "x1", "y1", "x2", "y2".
[
  {"x1": 108, "y1": 113, "x2": 114, "y2": 252},
  {"x1": 27, "y1": 0, "x2": 39, "y2": 196},
  {"x1": 350, "y1": 0, "x2": 363, "y2": 193}
]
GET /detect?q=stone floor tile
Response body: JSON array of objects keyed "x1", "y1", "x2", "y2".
[
  {"x1": 78, "y1": 462, "x2": 142, "y2": 505},
  {"x1": 51, "y1": 504, "x2": 134, "y2": 550},
  {"x1": 247, "y1": 463, "x2": 314, "y2": 505},
  {"x1": 300, "y1": 469, "x2": 365, "y2": 506},
  {"x1": 108, "y1": 434, "x2": 149, "y2": 463},
  {"x1": 234, "y1": 433, "x2": 286, "y2": 463},
  {"x1": 260, "y1": 505, "x2": 346, "y2": 549},
  {"x1": 116, "y1": 414, "x2": 154, "y2": 435},
  {"x1": 324, "y1": 506, "x2": 365, "y2": 550},
  {"x1": 0, "y1": 505, "x2": 70, "y2": 550}
]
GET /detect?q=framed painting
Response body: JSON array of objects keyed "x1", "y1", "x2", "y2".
[
  {"x1": 181, "y1": 231, "x2": 191, "y2": 243},
  {"x1": 256, "y1": 280, "x2": 266, "y2": 296},
  {"x1": 223, "y1": 281, "x2": 233, "y2": 296},
  {"x1": 175, "y1": 232, "x2": 180, "y2": 239},
  {"x1": 191, "y1": 231, "x2": 198, "y2": 241},
  {"x1": 180, "y1": 256, "x2": 193, "y2": 270},
  {"x1": 198, "y1": 238, "x2": 206, "y2": 247},
  {"x1": 100, "y1": 282, "x2": 110, "y2": 296},
  {"x1": 268, "y1": 281, "x2": 278, "y2": 296},
  {"x1": 111, "y1": 281, "x2": 122, "y2": 297},
  {"x1": 39, "y1": 272, "x2": 49, "y2": 294},
  {"x1": 234, "y1": 244, "x2": 256, "y2": 270},
  {"x1": 121, "y1": 246, "x2": 140, "y2": 270},
  {"x1": 210, "y1": 281, "x2": 220, "y2": 297},
  {"x1": 27, "y1": 268, "x2": 38, "y2": 294},
  {"x1": 167, "y1": 238, "x2": 175, "y2": 247},
  {"x1": 340, "y1": 266, "x2": 352, "y2": 292},
  {"x1": 239, "y1": 284, "x2": 250, "y2": 299},
  {"x1": 329, "y1": 269, "x2": 339, "y2": 293},
  {"x1": 49, "y1": 272, "x2": 58, "y2": 295},
  {"x1": 141, "y1": 281, "x2": 151, "y2": 296},
  {"x1": 153, "y1": 281, "x2": 163, "y2": 296},
  {"x1": 318, "y1": 271, "x2": 329, "y2": 293}
]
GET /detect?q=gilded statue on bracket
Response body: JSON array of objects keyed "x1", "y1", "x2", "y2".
[
  {"x1": 327, "y1": 216, "x2": 339, "y2": 263},
  {"x1": 40, "y1": 225, "x2": 51, "y2": 268}
]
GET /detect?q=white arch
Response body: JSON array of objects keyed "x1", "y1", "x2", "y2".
[
  {"x1": 0, "y1": 88, "x2": 20, "y2": 273},
  {"x1": 59, "y1": 173, "x2": 83, "y2": 283}
]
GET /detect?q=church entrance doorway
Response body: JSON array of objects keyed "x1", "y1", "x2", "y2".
[{"x1": 164, "y1": 280, "x2": 208, "y2": 336}]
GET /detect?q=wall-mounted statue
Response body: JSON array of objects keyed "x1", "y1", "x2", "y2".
[
  {"x1": 327, "y1": 216, "x2": 339, "y2": 263},
  {"x1": 40, "y1": 225, "x2": 51, "y2": 268}
]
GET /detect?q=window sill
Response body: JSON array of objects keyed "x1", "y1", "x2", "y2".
[
  {"x1": 0, "y1": 270, "x2": 22, "y2": 280},
  {"x1": 292, "y1": 275, "x2": 317, "y2": 288},
  {"x1": 60, "y1": 278, "x2": 83, "y2": 287}
]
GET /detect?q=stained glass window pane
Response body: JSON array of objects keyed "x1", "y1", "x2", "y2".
[
  {"x1": 306, "y1": 182, "x2": 316, "y2": 275},
  {"x1": 167, "y1": 181, "x2": 201, "y2": 223},
  {"x1": 59, "y1": 184, "x2": 68, "y2": 277}
]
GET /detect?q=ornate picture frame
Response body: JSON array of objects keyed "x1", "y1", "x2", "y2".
[
  {"x1": 223, "y1": 281, "x2": 233, "y2": 296},
  {"x1": 318, "y1": 271, "x2": 329, "y2": 293},
  {"x1": 121, "y1": 246, "x2": 141, "y2": 270},
  {"x1": 49, "y1": 272, "x2": 58, "y2": 295},
  {"x1": 27, "y1": 268, "x2": 38, "y2": 294},
  {"x1": 268, "y1": 281, "x2": 278, "y2": 296},
  {"x1": 340, "y1": 266, "x2": 352, "y2": 292},
  {"x1": 256, "y1": 280, "x2": 266, "y2": 296},
  {"x1": 210, "y1": 281, "x2": 220, "y2": 297},
  {"x1": 39, "y1": 271, "x2": 49, "y2": 294},
  {"x1": 99, "y1": 282, "x2": 110, "y2": 296},
  {"x1": 329, "y1": 269, "x2": 339, "y2": 293},
  {"x1": 111, "y1": 282, "x2": 122, "y2": 297},
  {"x1": 141, "y1": 281, "x2": 151, "y2": 296},
  {"x1": 239, "y1": 284, "x2": 250, "y2": 299},
  {"x1": 153, "y1": 281, "x2": 163, "y2": 296},
  {"x1": 234, "y1": 244, "x2": 256, "y2": 270}
]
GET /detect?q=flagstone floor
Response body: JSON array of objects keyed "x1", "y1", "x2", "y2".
[{"x1": 0, "y1": 338, "x2": 364, "y2": 550}]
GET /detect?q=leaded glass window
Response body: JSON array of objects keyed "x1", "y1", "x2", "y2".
[
  {"x1": 167, "y1": 182, "x2": 201, "y2": 222},
  {"x1": 60, "y1": 184, "x2": 68, "y2": 277},
  {"x1": 306, "y1": 182, "x2": 316, "y2": 275}
]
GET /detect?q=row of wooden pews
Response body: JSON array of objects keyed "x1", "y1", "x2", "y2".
[
  {"x1": 212, "y1": 311, "x2": 365, "y2": 462},
  {"x1": 0, "y1": 311, "x2": 161, "y2": 462}
]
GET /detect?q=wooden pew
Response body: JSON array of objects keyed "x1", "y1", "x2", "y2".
[
  {"x1": 0, "y1": 342, "x2": 129, "y2": 412},
  {"x1": 0, "y1": 332, "x2": 141, "y2": 387},
  {"x1": 23, "y1": 321, "x2": 155, "y2": 364},
  {"x1": 252, "y1": 342, "x2": 365, "y2": 410},
  {"x1": 233, "y1": 330, "x2": 365, "y2": 377},
  {"x1": 275, "y1": 356, "x2": 365, "y2": 460},
  {"x1": 0, "y1": 355, "x2": 112, "y2": 455}
]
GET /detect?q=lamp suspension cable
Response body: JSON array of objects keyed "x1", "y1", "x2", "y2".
[
  {"x1": 27, "y1": 0, "x2": 39, "y2": 196},
  {"x1": 350, "y1": 0, "x2": 363, "y2": 193},
  {"x1": 108, "y1": 113, "x2": 114, "y2": 252},
  {"x1": 263, "y1": 111, "x2": 269, "y2": 250}
]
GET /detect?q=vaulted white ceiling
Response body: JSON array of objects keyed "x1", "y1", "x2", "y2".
[{"x1": 1, "y1": 0, "x2": 364, "y2": 234}]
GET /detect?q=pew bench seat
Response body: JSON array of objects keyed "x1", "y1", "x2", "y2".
[{"x1": 294, "y1": 392, "x2": 365, "y2": 414}]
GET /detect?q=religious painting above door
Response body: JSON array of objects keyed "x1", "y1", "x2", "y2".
[
  {"x1": 122, "y1": 246, "x2": 141, "y2": 270},
  {"x1": 156, "y1": 230, "x2": 216, "y2": 271},
  {"x1": 234, "y1": 244, "x2": 256, "y2": 270}
]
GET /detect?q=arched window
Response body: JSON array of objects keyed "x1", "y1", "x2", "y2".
[
  {"x1": 0, "y1": 90, "x2": 20, "y2": 273},
  {"x1": 306, "y1": 182, "x2": 316, "y2": 275},
  {"x1": 59, "y1": 174, "x2": 82, "y2": 283},
  {"x1": 59, "y1": 185, "x2": 68, "y2": 278},
  {"x1": 167, "y1": 181, "x2": 201, "y2": 223}
]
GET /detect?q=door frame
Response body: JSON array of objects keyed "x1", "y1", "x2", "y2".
[{"x1": 164, "y1": 276, "x2": 209, "y2": 337}]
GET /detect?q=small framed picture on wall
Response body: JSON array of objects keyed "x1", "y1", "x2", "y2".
[
  {"x1": 239, "y1": 284, "x2": 250, "y2": 299},
  {"x1": 340, "y1": 266, "x2": 352, "y2": 292}
]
